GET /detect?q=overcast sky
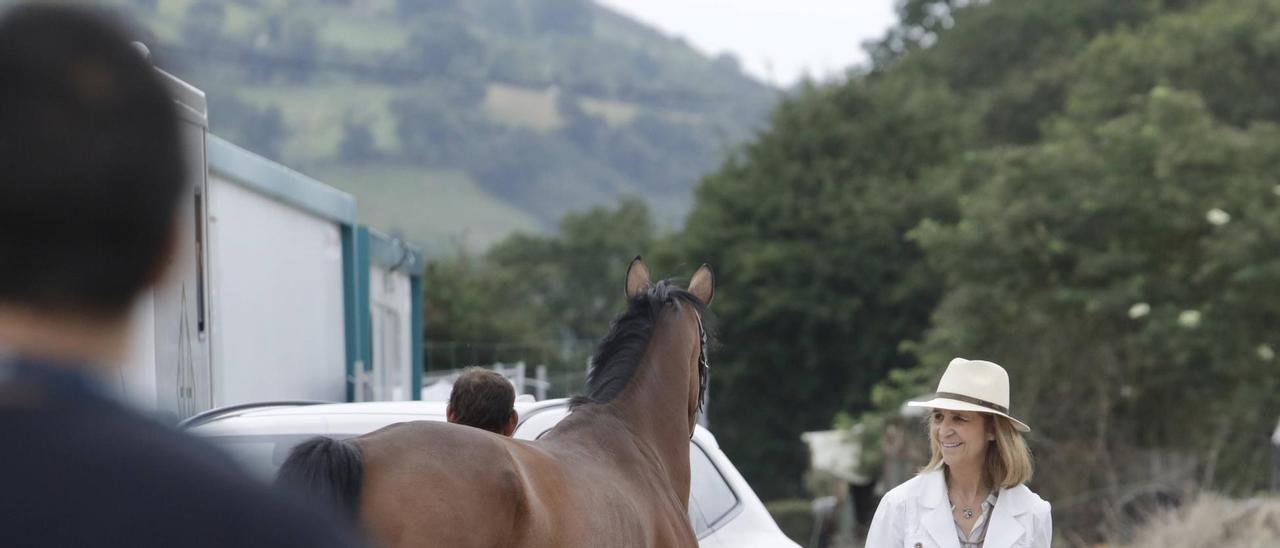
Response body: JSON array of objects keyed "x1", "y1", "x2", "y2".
[{"x1": 595, "y1": 0, "x2": 899, "y2": 86}]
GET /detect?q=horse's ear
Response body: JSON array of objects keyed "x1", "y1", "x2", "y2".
[
  {"x1": 688, "y1": 264, "x2": 714, "y2": 306},
  {"x1": 625, "y1": 256, "x2": 651, "y2": 299}
]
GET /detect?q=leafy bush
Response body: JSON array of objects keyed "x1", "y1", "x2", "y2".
[{"x1": 764, "y1": 499, "x2": 814, "y2": 545}]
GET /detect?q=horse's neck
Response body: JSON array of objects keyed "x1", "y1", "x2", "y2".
[{"x1": 610, "y1": 353, "x2": 693, "y2": 500}]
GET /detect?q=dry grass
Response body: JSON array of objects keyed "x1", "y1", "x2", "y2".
[
  {"x1": 483, "y1": 84, "x2": 563, "y2": 131},
  {"x1": 1118, "y1": 494, "x2": 1280, "y2": 548}
]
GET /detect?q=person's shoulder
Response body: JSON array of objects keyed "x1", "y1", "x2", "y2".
[
  {"x1": 881, "y1": 470, "x2": 936, "y2": 506},
  {"x1": 107, "y1": 415, "x2": 365, "y2": 546},
  {"x1": 0, "y1": 399, "x2": 364, "y2": 547},
  {"x1": 1009, "y1": 483, "x2": 1052, "y2": 516},
  {"x1": 80, "y1": 400, "x2": 243, "y2": 472}
]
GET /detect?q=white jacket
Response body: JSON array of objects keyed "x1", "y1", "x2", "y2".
[{"x1": 865, "y1": 469, "x2": 1052, "y2": 548}]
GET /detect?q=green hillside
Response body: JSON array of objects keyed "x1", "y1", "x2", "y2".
[{"x1": 96, "y1": 0, "x2": 778, "y2": 254}]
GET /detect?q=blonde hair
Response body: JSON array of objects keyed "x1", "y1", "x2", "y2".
[{"x1": 921, "y1": 412, "x2": 1033, "y2": 489}]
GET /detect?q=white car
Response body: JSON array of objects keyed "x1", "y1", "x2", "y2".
[{"x1": 185, "y1": 399, "x2": 800, "y2": 548}]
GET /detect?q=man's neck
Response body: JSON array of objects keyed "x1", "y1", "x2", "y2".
[{"x1": 0, "y1": 304, "x2": 128, "y2": 370}]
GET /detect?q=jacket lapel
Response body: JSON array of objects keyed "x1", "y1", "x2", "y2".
[
  {"x1": 982, "y1": 485, "x2": 1028, "y2": 548},
  {"x1": 920, "y1": 470, "x2": 962, "y2": 548}
]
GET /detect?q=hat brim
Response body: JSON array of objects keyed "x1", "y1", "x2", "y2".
[{"x1": 907, "y1": 397, "x2": 1031, "y2": 432}]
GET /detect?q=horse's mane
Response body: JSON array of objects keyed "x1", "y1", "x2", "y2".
[{"x1": 569, "y1": 279, "x2": 711, "y2": 411}]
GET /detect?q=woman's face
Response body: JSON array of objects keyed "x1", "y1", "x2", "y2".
[{"x1": 931, "y1": 408, "x2": 992, "y2": 469}]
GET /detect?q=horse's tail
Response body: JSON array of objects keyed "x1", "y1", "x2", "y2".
[{"x1": 276, "y1": 436, "x2": 364, "y2": 518}]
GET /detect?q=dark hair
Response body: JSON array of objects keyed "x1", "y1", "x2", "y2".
[
  {"x1": 276, "y1": 437, "x2": 363, "y2": 519},
  {"x1": 0, "y1": 5, "x2": 185, "y2": 319},
  {"x1": 448, "y1": 367, "x2": 515, "y2": 434}
]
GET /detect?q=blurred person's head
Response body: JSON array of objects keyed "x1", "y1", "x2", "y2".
[
  {"x1": 446, "y1": 367, "x2": 518, "y2": 436},
  {"x1": 909, "y1": 358, "x2": 1034, "y2": 488},
  {"x1": 0, "y1": 4, "x2": 184, "y2": 358}
]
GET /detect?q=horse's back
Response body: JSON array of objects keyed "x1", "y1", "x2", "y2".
[
  {"x1": 355, "y1": 421, "x2": 560, "y2": 548},
  {"x1": 353, "y1": 420, "x2": 698, "y2": 548}
]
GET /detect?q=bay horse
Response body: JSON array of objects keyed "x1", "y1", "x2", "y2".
[{"x1": 279, "y1": 257, "x2": 714, "y2": 548}]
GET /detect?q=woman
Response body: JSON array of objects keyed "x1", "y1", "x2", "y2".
[{"x1": 866, "y1": 358, "x2": 1051, "y2": 547}]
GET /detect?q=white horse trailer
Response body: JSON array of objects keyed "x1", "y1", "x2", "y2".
[
  {"x1": 205, "y1": 135, "x2": 353, "y2": 408},
  {"x1": 360, "y1": 229, "x2": 424, "y2": 402},
  {"x1": 117, "y1": 69, "x2": 212, "y2": 419},
  {"x1": 117, "y1": 71, "x2": 423, "y2": 422}
]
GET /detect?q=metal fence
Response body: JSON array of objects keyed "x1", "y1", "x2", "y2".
[{"x1": 424, "y1": 340, "x2": 597, "y2": 400}]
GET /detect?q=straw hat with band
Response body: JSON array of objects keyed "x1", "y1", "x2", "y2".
[{"x1": 907, "y1": 358, "x2": 1030, "y2": 432}]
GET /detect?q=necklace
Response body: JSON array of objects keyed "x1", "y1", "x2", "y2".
[
  {"x1": 944, "y1": 469, "x2": 990, "y2": 522},
  {"x1": 949, "y1": 489, "x2": 986, "y2": 520}
]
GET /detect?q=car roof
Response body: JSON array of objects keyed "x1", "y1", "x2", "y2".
[
  {"x1": 185, "y1": 398, "x2": 562, "y2": 423},
  {"x1": 185, "y1": 398, "x2": 719, "y2": 450}
]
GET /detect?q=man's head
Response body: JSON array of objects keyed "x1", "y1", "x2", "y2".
[
  {"x1": 446, "y1": 367, "x2": 518, "y2": 436},
  {"x1": 0, "y1": 5, "x2": 185, "y2": 321}
]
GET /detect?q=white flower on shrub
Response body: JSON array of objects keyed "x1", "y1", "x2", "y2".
[
  {"x1": 1178, "y1": 310, "x2": 1201, "y2": 328},
  {"x1": 1128, "y1": 302, "x2": 1150, "y2": 319},
  {"x1": 1258, "y1": 344, "x2": 1275, "y2": 361},
  {"x1": 1206, "y1": 208, "x2": 1231, "y2": 226}
]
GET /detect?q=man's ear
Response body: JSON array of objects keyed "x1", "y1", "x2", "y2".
[
  {"x1": 502, "y1": 409, "x2": 519, "y2": 437},
  {"x1": 446, "y1": 404, "x2": 456, "y2": 424}
]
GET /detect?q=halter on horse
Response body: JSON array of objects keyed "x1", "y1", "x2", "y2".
[{"x1": 278, "y1": 258, "x2": 714, "y2": 548}]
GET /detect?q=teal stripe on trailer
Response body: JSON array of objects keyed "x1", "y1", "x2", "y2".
[
  {"x1": 411, "y1": 273, "x2": 423, "y2": 400},
  {"x1": 341, "y1": 226, "x2": 371, "y2": 401},
  {"x1": 207, "y1": 135, "x2": 355, "y2": 225},
  {"x1": 341, "y1": 225, "x2": 356, "y2": 401},
  {"x1": 356, "y1": 227, "x2": 374, "y2": 388}
]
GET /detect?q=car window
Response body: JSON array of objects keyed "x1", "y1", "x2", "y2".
[
  {"x1": 207, "y1": 434, "x2": 336, "y2": 481},
  {"x1": 687, "y1": 498, "x2": 711, "y2": 537},
  {"x1": 688, "y1": 442, "x2": 739, "y2": 535}
]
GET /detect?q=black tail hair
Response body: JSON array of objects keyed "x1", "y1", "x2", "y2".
[{"x1": 276, "y1": 436, "x2": 364, "y2": 518}]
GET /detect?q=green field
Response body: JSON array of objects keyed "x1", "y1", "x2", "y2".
[
  {"x1": 307, "y1": 163, "x2": 543, "y2": 256},
  {"x1": 237, "y1": 84, "x2": 402, "y2": 161}
]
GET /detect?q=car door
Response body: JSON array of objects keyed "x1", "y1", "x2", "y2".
[{"x1": 687, "y1": 439, "x2": 741, "y2": 547}]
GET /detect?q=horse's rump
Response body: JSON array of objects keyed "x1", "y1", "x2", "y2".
[
  {"x1": 357, "y1": 421, "x2": 557, "y2": 547},
  {"x1": 356, "y1": 419, "x2": 696, "y2": 548}
]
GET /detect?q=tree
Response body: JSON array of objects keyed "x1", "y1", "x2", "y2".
[
  {"x1": 672, "y1": 0, "x2": 1221, "y2": 503},
  {"x1": 338, "y1": 115, "x2": 376, "y2": 162},
  {"x1": 528, "y1": 0, "x2": 593, "y2": 35},
  {"x1": 208, "y1": 93, "x2": 287, "y2": 161},
  {"x1": 389, "y1": 91, "x2": 485, "y2": 165},
  {"x1": 398, "y1": 0, "x2": 462, "y2": 18},
  {"x1": 181, "y1": 0, "x2": 226, "y2": 49},
  {"x1": 422, "y1": 199, "x2": 668, "y2": 382},
  {"x1": 396, "y1": 20, "x2": 489, "y2": 83},
  {"x1": 904, "y1": 86, "x2": 1280, "y2": 536},
  {"x1": 277, "y1": 18, "x2": 320, "y2": 84},
  {"x1": 676, "y1": 75, "x2": 973, "y2": 498}
]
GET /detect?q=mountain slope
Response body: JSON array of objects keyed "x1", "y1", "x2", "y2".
[{"x1": 103, "y1": 0, "x2": 778, "y2": 253}]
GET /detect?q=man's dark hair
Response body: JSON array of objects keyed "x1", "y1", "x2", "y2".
[
  {"x1": 447, "y1": 367, "x2": 516, "y2": 434},
  {"x1": 0, "y1": 4, "x2": 185, "y2": 319}
]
